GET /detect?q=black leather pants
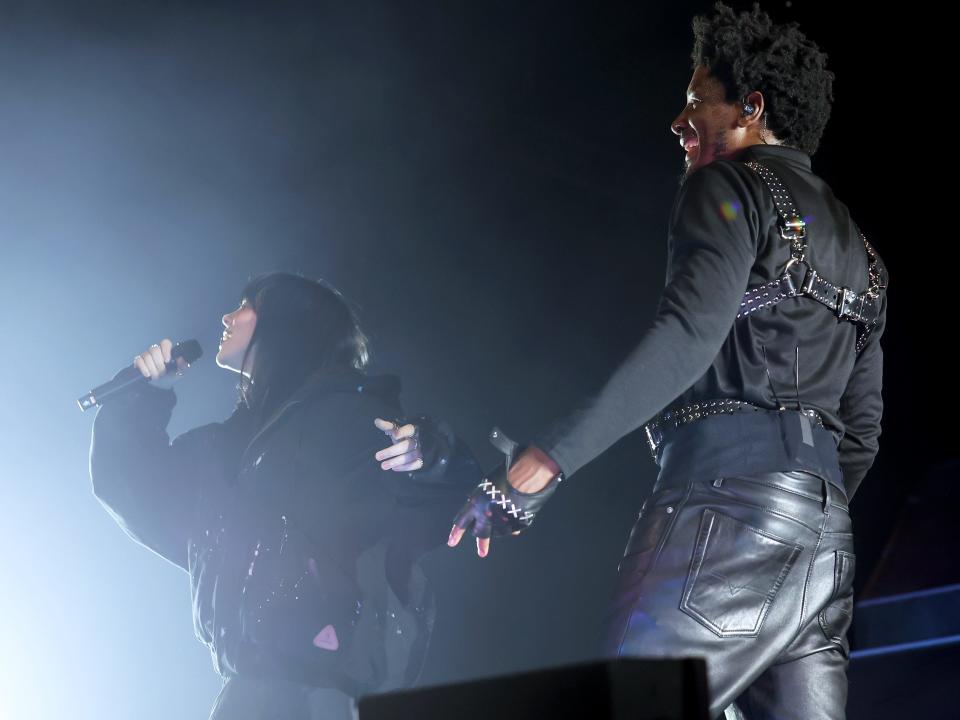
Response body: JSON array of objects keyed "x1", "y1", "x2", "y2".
[{"x1": 603, "y1": 470, "x2": 854, "y2": 720}]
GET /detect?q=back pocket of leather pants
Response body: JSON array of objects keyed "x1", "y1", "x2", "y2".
[
  {"x1": 680, "y1": 509, "x2": 803, "y2": 637},
  {"x1": 617, "y1": 493, "x2": 682, "y2": 576},
  {"x1": 819, "y1": 550, "x2": 855, "y2": 654}
]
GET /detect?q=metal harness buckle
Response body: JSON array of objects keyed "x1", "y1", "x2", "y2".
[
  {"x1": 836, "y1": 287, "x2": 853, "y2": 318},
  {"x1": 737, "y1": 162, "x2": 886, "y2": 356},
  {"x1": 779, "y1": 215, "x2": 807, "y2": 241}
]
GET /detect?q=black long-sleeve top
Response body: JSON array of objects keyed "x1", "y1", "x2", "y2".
[{"x1": 535, "y1": 144, "x2": 887, "y2": 498}]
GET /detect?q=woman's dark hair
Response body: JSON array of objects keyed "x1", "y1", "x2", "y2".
[
  {"x1": 237, "y1": 272, "x2": 369, "y2": 416},
  {"x1": 691, "y1": 2, "x2": 834, "y2": 155}
]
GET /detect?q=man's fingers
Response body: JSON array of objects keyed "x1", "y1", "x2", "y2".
[
  {"x1": 449, "y1": 490, "x2": 496, "y2": 553},
  {"x1": 472, "y1": 514, "x2": 492, "y2": 540},
  {"x1": 449, "y1": 498, "x2": 484, "y2": 547},
  {"x1": 476, "y1": 537, "x2": 490, "y2": 558},
  {"x1": 448, "y1": 524, "x2": 465, "y2": 547},
  {"x1": 453, "y1": 502, "x2": 475, "y2": 528}
]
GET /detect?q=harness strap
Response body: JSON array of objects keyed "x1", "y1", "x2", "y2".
[{"x1": 738, "y1": 161, "x2": 887, "y2": 354}]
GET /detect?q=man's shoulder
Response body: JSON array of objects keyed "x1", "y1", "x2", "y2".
[
  {"x1": 684, "y1": 158, "x2": 766, "y2": 195},
  {"x1": 674, "y1": 159, "x2": 770, "y2": 221}
]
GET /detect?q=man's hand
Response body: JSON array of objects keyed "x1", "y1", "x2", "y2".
[
  {"x1": 374, "y1": 418, "x2": 425, "y2": 472},
  {"x1": 448, "y1": 444, "x2": 562, "y2": 558},
  {"x1": 503, "y1": 446, "x2": 561, "y2": 493}
]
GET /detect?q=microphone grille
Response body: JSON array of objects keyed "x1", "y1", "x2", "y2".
[{"x1": 172, "y1": 339, "x2": 203, "y2": 364}]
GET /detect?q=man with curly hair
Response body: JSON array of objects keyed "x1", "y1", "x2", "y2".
[{"x1": 450, "y1": 3, "x2": 887, "y2": 717}]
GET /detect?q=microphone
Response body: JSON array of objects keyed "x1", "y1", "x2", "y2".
[{"x1": 77, "y1": 339, "x2": 203, "y2": 412}]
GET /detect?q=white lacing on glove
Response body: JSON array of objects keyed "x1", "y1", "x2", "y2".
[{"x1": 451, "y1": 427, "x2": 563, "y2": 540}]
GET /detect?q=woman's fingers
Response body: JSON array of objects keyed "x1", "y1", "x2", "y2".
[
  {"x1": 373, "y1": 418, "x2": 423, "y2": 471},
  {"x1": 375, "y1": 437, "x2": 416, "y2": 461},
  {"x1": 134, "y1": 339, "x2": 176, "y2": 381},
  {"x1": 374, "y1": 418, "x2": 417, "y2": 441},
  {"x1": 388, "y1": 458, "x2": 425, "y2": 472},
  {"x1": 138, "y1": 349, "x2": 163, "y2": 379},
  {"x1": 391, "y1": 422, "x2": 417, "y2": 440},
  {"x1": 373, "y1": 417, "x2": 395, "y2": 434},
  {"x1": 133, "y1": 355, "x2": 151, "y2": 378},
  {"x1": 159, "y1": 338, "x2": 174, "y2": 364},
  {"x1": 147, "y1": 343, "x2": 166, "y2": 372},
  {"x1": 379, "y1": 451, "x2": 423, "y2": 471}
]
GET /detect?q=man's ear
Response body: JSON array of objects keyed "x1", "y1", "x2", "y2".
[{"x1": 739, "y1": 90, "x2": 765, "y2": 128}]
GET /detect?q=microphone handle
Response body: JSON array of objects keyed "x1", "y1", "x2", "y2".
[{"x1": 77, "y1": 340, "x2": 202, "y2": 412}]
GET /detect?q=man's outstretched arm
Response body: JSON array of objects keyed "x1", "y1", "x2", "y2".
[
  {"x1": 534, "y1": 161, "x2": 760, "y2": 479},
  {"x1": 451, "y1": 161, "x2": 762, "y2": 555}
]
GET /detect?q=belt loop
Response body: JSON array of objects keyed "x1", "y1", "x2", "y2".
[{"x1": 820, "y1": 477, "x2": 830, "y2": 515}]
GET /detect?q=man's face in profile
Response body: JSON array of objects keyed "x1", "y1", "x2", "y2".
[{"x1": 670, "y1": 65, "x2": 742, "y2": 180}]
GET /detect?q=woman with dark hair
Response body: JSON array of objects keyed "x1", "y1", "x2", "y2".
[{"x1": 90, "y1": 272, "x2": 478, "y2": 719}]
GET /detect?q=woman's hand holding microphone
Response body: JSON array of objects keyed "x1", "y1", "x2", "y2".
[{"x1": 133, "y1": 339, "x2": 190, "y2": 390}]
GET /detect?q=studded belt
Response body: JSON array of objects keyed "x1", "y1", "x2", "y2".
[{"x1": 644, "y1": 398, "x2": 825, "y2": 459}]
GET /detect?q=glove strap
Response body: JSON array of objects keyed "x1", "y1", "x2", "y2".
[{"x1": 486, "y1": 427, "x2": 563, "y2": 527}]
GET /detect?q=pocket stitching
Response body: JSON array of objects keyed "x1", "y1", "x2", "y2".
[
  {"x1": 701, "y1": 482, "x2": 823, "y2": 535},
  {"x1": 818, "y1": 550, "x2": 855, "y2": 646},
  {"x1": 680, "y1": 508, "x2": 803, "y2": 638}
]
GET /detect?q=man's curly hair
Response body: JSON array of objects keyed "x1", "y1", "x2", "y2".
[{"x1": 691, "y1": 2, "x2": 834, "y2": 155}]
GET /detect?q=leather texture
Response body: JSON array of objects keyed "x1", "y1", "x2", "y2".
[
  {"x1": 604, "y1": 469, "x2": 853, "y2": 719},
  {"x1": 452, "y1": 427, "x2": 561, "y2": 539}
]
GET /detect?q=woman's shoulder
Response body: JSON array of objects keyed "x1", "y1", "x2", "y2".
[
  {"x1": 300, "y1": 371, "x2": 402, "y2": 414},
  {"x1": 295, "y1": 372, "x2": 403, "y2": 447}
]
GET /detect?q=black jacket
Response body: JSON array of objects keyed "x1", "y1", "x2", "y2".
[
  {"x1": 90, "y1": 369, "x2": 479, "y2": 696},
  {"x1": 536, "y1": 144, "x2": 887, "y2": 498}
]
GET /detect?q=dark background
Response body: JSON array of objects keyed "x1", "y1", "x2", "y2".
[{"x1": 0, "y1": 1, "x2": 937, "y2": 717}]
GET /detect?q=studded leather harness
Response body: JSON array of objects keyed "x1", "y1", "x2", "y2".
[
  {"x1": 736, "y1": 161, "x2": 887, "y2": 354},
  {"x1": 644, "y1": 160, "x2": 888, "y2": 458}
]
